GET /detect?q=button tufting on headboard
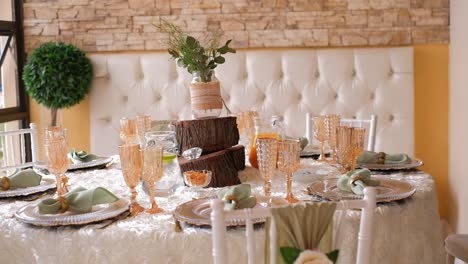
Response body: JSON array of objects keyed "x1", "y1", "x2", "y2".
[{"x1": 89, "y1": 47, "x2": 414, "y2": 156}]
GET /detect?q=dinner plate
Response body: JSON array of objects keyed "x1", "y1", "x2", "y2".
[
  {"x1": 0, "y1": 178, "x2": 56, "y2": 198},
  {"x1": 174, "y1": 196, "x2": 287, "y2": 227},
  {"x1": 33, "y1": 157, "x2": 114, "y2": 173},
  {"x1": 358, "y1": 159, "x2": 423, "y2": 171},
  {"x1": 307, "y1": 177, "x2": 416, "y2": 203},
  {"x1": 15, "y1": 199, "x2": 129, "y2": 227}
]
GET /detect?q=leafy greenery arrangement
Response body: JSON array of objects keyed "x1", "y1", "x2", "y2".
[
  {"x1": 281, "y1": 247, "x2": 339, "y2": 264},
  {"x1": 155, "y1": 21, "x2": 236, "y2": 83},
  {"x1": 23, "y1": 42, "x2": 93, "y2": 126}
]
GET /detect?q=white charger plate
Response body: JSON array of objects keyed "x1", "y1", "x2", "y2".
[
  {"x1": 15, "y1": 199, "x2": 129, "y2": 227},
  {"x1": 0, "y1": 178, "x2": 56, "y2": 198},
  {"x1": 307, "y1": 177, "x2": 416, "y2": 203},
  {"x1": 34, "y1": 157, "x2": 114, "y2": 173},
  {"x1": 174, "y1": 196, "x2": 287, "y2": 227},
  {"x1": 358, "y1": 159, "x2": 423, "y2": 171}
]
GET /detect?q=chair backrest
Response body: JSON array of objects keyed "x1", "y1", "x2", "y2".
[
  {"x1": 0, "y1": 123, "x2": 39, "y2": 171},
  {"x1": 341, "y1": 115, "x2": 378, "y2": 152},
  {"x1": 211, "y1": 187, "x2": 377, "y2": 264}
]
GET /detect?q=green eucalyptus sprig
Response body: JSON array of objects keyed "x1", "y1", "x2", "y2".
[{"x1": 155, "y1": 21, "x2": 236, "y2": 83}]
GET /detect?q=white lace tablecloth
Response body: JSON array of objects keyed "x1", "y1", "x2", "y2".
[{"x1": 0, "y1": 158, "x2": 445, "y2": 264}]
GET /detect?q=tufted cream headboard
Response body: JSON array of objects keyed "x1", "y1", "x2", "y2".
[{"x1": 89, "y1": 47, "x2": 414, "y2": 156}]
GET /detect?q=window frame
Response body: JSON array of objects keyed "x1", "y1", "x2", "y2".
[{"x1": 0, "y1": 0, "x2": 31, "y2": 161}]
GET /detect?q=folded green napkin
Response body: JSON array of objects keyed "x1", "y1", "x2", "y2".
[
  {"x1": 68, "y1": 149, "x2": 100, "y2": 164},
  {"x1": 1, "y1": 169, "x2": 42, "y2": 191},
  {"x1": 217, "y1": 184, "x2": 257, "y2": 211},
  {"x1": 38, "y1": 186, "x2": 119, "y2": 214},
  {"x1": 265, "y1": 202, "x2": 337, "y2": 264},
  {"x1": 337, "y1": 169, "x2": 380, "y2": 195},
  {"x1": 357, "y1": 151, "x2": 411, "y2": 164}
]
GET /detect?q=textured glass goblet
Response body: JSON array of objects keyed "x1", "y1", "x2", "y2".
[
  {"x1": 313, "y1": 116, "x2": 328, "y2": 161},
  {"x1": 136, "y1": 114, "x2": 152, "y2": 147},
  {"x1": 325, "y1": 114, "x2": 341, "y2": 163},
  {"x1": 350, "y1": 127, "x2": 366, "y2": 171},
  {"x1": 336, "y1": 126, "x2": 353, "y2": 173},
  {"x1": 119, "y1": 144, "x2": 144, "y2": 216},
  {"x1": 120, "y1": 118, "x2": 137, "y2": 144},
  {"x1": 44, "y1": 127, "x2": 69, "y2": 196},
  {"x1": 45, "y1": 137, "x2": 69, "y2": 196},
  {"x1": 277, "y1": 139, "x2": 301, "y2": 203},
  {"x1": 141, "y1": 146, "x2": 164, "y2": 214},
  {"x1": 256, "y1": 138, "x2": 278, "y2": 206}
]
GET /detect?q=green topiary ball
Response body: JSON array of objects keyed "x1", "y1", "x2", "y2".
[{"x1": 23, "y1": 42, "x2": 93, "y2": 110}]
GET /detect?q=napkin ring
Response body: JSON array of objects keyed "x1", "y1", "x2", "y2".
[
  {"x1": 222, "y1": 195, "x2": 239, "y2": 209},
  {"x1": 1, "y1": 177, "x2": 10, "y2": 191},
  {"x1": 350, "y1": 175, "x2": 364, "y2": 186},
  {"x1": 377, "y1": 152, "x2": 386, "y2": 164},
  {"x1": 57, "y1": 196, "x2": 69, "y2": 213}
]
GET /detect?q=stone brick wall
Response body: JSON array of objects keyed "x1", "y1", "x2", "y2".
[{"x1": 23, "y1": 0, "x2": 449, "y2": 52}]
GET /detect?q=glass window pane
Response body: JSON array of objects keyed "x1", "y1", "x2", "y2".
[
  {"x1": 0, "y1": 1, "x2": 13, "y2": 21},
  {"x1": 0, "y1": 34, "x2": 19, "y2": 109}
]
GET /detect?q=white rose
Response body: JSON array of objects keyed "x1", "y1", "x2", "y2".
[{"x1": 293, "y1": 250, "x2": 333, "y2": 264}]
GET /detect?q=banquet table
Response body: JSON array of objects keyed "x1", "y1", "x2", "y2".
[{"x1": 0, "y1": 158, "x2": 445, "y2": 264}]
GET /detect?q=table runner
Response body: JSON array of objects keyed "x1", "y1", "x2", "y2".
[{"x1": 0, "y1": 159, "x2": 445, "y2": 264}]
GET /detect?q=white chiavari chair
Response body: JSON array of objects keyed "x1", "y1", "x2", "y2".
[
  {"x1": 211, "y1": 187, "x2": 377, "y2": 264},
  {"x1": 341, "y1": 115, "x2": 378, "y2": 152},
  {"x1": 0, "y1": 123, "x2": 39, "y2": 171}
]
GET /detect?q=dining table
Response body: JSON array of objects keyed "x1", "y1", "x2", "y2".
[{"x1": 0, "y1": 157, "x2": 445, "y2": 264}]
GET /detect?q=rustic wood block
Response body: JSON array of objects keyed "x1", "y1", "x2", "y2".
[
  {"x1": 178, "y1": 145, "x2": 245, "y2": 188},
  {"x1": 174, "y1": 117, "x2": 239, "y2": 155}
]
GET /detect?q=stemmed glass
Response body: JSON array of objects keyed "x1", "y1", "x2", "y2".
[
  {"x1": 336, "y1": 126, "x2": 353, "y2": 173},
  {"x1": 325, "y1": 114, "x2": 341, "y2": 163},
  {"x1": 136, "y1": 114, "x2": 152, "y2": 147},
  {"x1": 277, "y1": 139, "x2": 301, "y2": 203},
  {"x1": 256, "y1": 138, "x2": 278, "y2": 206},
  {"x1": 44, "y1": 127, "x2": 69, "y2": 196},
  {"x1": 235, "y1": 111, "x2": 258, "y2": 157},
  {"x1": 350, "y1": 128, "x2": 366, "y2": 171},
  {"x1": 119, "y1": 144, "x2": 145, "y2": 216},
  {"x1": 313, "y1": 116, "x2": 328, "y2": 161},
  {"x1": 120, "y1": 117, "x2": 137, "y2": 144},
  {"x1": 141, "y1": 146, "x2": 164, "y2": 214}
]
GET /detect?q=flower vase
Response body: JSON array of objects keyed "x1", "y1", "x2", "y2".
[{"x1": 189, "y1": 72, "x2": 223, "y2": 119}]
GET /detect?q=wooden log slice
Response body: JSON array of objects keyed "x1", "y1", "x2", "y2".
[
  {"x1": 175, "y1": 117, "x2": 240, "y2": 155},
  {"x1": 178, "y1": 145, "x2": 245, "y2": 188}
]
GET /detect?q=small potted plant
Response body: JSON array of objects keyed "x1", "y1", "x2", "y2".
[
  {"x1": 156, "y1": 21, "x2": 235, "y2": 118},
  {"x1": 23, "y1": 42, "x2": 93, "y2": 127}
]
